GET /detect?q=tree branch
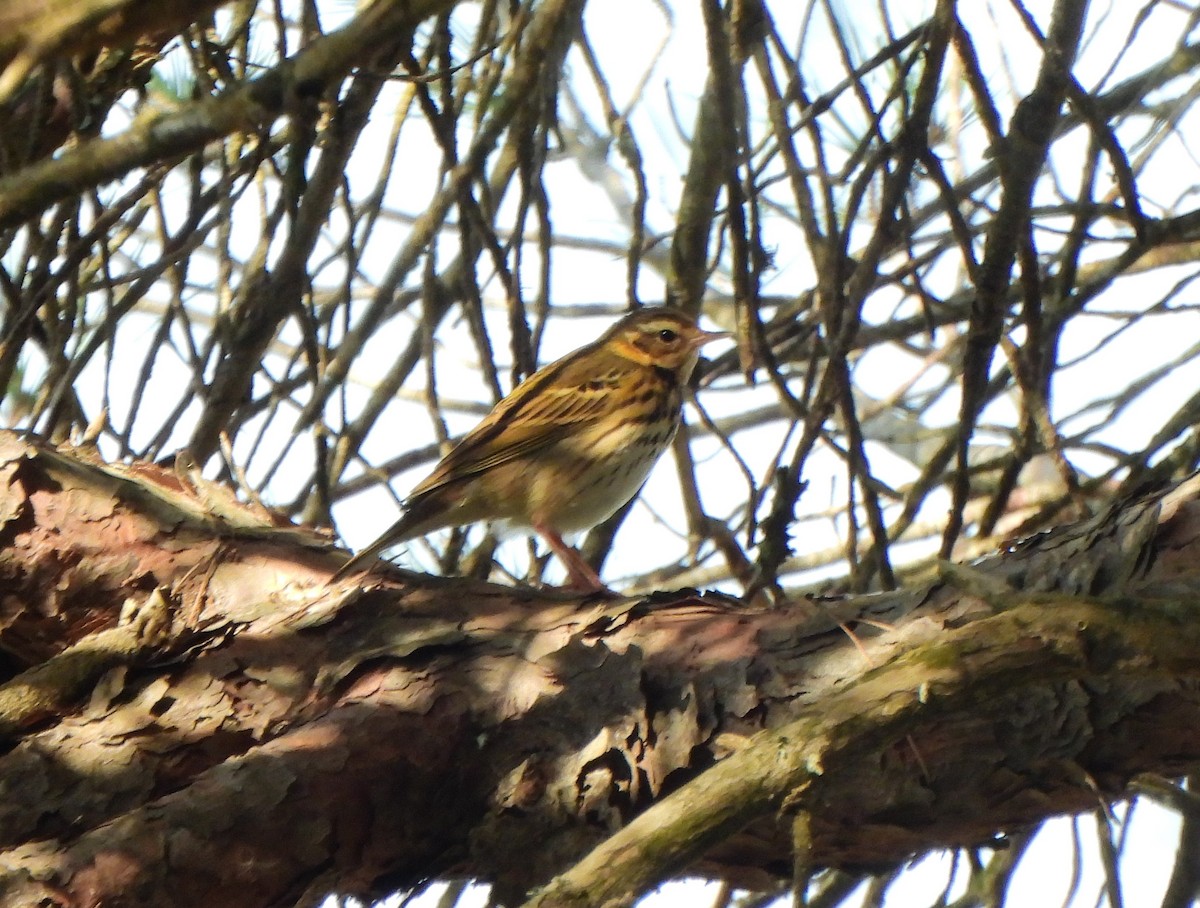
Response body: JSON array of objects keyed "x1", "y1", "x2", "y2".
[
  {"x1": 2, "y1": 434, "x2": 1200, "y2": 905},
  {"x1": 0, "y1": 0, "x2": 456, "y2": 231}
]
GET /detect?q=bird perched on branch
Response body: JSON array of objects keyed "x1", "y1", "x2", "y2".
[{"x1": 332, "y1": 307, "x2": 727, "y2": 591}]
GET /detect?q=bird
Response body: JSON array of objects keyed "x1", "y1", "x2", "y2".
[{"x1": 331, "y1": 307, "x2": 728, "y2": 591}]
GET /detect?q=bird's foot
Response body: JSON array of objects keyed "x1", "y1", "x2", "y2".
[{"x1": 536, "y1": 524, "x2": 618, "y2": 597}]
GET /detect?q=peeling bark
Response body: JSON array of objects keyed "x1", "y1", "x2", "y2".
[{"x1": 1, "y1": 431, "x2": 1199, "y2": 906}]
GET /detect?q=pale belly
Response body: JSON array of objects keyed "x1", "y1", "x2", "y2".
[{"x1": 477, "y1": 416, "x2": 680, "y2": 532}]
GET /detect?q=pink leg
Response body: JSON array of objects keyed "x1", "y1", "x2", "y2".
[{"x1": 534, "y1": 524, "x2": 611, "y2": 594}]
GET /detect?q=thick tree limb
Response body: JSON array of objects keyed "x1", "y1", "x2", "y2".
[
  {"x1": 0, "y1": 588, "x2": 169, "y2": 737},
  {"x1": 1, "y1": 432, "x2": 1200, "y2": 906}
]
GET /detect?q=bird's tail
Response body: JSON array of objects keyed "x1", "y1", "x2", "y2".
[
  {"x1": 328, "y1": 493, "x2": 450, "y2": 582},
  {"x1": 329, "y1": 526, "x2": 406, "y2": 581}
]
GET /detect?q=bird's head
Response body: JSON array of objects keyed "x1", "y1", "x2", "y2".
[{"x1": 605, "y1": 309, "x2": 728, "y2": 378}]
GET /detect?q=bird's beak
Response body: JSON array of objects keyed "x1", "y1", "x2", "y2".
[{"x1": 691, "y1": 328, "x2": 730, "y2": 349}]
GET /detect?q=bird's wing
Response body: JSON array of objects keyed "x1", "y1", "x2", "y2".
[{"x1": 408, "y1": 354, "x2": 626, "y2": 499}]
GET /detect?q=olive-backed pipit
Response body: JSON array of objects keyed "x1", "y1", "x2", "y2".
[{"x1": 333, "y1": 308, "x2": 727, "y2": 590}]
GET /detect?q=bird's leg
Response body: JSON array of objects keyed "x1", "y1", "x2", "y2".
[{"x1": 534, "y1": 523, "x2": 610, "y2": 594}]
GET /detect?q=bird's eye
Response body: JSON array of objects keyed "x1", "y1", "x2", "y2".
[{"x1": 658, "y1": 328, "x2": 679, "y2": 343}]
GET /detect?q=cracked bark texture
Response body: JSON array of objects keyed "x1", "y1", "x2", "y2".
[{"x1": 1, "y1": 431, "x2": 1199, "y2": 906}]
